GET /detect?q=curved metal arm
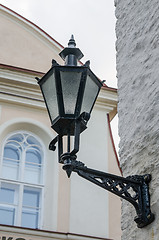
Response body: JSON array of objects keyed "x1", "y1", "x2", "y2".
[{"x1": 62, "y1": 160, "x2": 155, "y2": 228}]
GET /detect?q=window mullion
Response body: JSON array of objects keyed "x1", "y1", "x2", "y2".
[
  {"x1": 16, "y1": 146, "x2": 26, "y2": 226},
  {"x1": 16, "y1": 184, "x2": 23, "y2": 226},
  {"x1": 0, "y1": 149, "x2": 4, "y2": 177},
  {"x1": 20, "y1": 148, "x2": 25, "y2": 182}
]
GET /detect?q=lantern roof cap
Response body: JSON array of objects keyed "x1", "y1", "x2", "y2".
[{"x1": 59, "y1": 35, "x2": 84, "y2": 65}]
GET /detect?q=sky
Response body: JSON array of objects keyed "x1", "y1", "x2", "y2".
[{"x1": 0, "y1": 0, "x2": 120, "y2": 153}]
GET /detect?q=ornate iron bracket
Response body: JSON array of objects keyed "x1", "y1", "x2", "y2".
[
  {"x1": 49, "y1": 112, "x2": 155, "y2": 228},
  {"x1": 62, "y1": 159, "x2": 155, "y2": 228}
]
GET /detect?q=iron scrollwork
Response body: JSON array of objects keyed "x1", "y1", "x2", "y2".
[
  {"x1": 49, "y1": 111, "x2": 155, "y2": 228},
  {"x1": 62, "y1": 159, "x2": 155, "y2": 228}
]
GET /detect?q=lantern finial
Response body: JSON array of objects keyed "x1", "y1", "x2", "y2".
[
  {"x1": 68, "y1": 35, "x2": 76, "y2": 48},
  {"x1": 59, "y1": 35, "x2": 84, "y2": 66}
]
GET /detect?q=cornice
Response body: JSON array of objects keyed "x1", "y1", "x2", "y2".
[
  {"x1": 0, "y1": 66, "x2": 117, "y2": 118},
  {"x1": 0, "y1": 224, "x2": 112, "y2": 240}
]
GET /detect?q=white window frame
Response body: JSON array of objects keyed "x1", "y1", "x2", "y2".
[{"x1": 0, "y1": 131, "x2": 45, "y2": 229}]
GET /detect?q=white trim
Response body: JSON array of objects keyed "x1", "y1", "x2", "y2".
[
  {"x1": 0, "y1": 224, "x2": 108, "y2": 240},
  {"x1": 0, "y1": 69, "x2": 39, "y2": 86},
  {"x1": 0, "y1": 118, "x2": 54, "y2": 139},
  {"x1": 17, "y1": 183, "x2": 23, "y2": 226}
]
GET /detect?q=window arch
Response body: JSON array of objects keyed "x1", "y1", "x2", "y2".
[{"x1": 0, "y1": 131, "x2": 44, "y2": 229}]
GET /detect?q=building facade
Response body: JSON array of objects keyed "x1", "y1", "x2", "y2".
[{"x1": 0, "y1": 4, "x2": 121, "y2": 240}]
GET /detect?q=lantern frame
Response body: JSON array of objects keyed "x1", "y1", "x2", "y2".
[
  {"x1": 38, "y1": 64, "x2": 102, "y2": 136},
  {"x1": 37, "y1": 36, "x2": 155, "y2": 228}
]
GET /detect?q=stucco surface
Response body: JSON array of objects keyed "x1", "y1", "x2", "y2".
[
  {"x1": 0, "y1": 9, "x2": 63, "y2": 72},
  {"x1": 116, "y1": 0, "x2": 159, "y2": 239}
]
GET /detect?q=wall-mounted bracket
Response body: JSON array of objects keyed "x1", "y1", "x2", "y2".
[{"x1": 62, "y1": 159, "x2": 155, "y2": 228}]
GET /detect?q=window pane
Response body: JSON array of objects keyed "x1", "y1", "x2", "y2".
[
  {"x1": 26, "y1": 136, "x2": 40, "y2": 146},
  {"x1": 9, "y1": 134, "x2": 23, "y2": 143},
  {"x1": 2, "y1": 162, "x2": 19, "y2": 180},
  {"x1": 23, "y1": 190, "x2": 39, "y2": 208},
  {"x1": 26, "y1": 149, "x2": 41, "y2": 164},
  {"x1": 25, "y1": 149, "x2": 41, "y2": 184},
  {"x1": 4, "y1": 146, "x2": 20, "y2": 160},
  {"x1": 0, "y1": 188, "x2": 15, "y2": 204},
  {"x1": 24, "y1": 167, "x2": 41, "y2": 184},
  {"x1": 3, "y1": 142, "x2": 20, "y2": 180},
  {"x1": 21, "y1": 210, "x2": 38, "y2": 228},
  {"x1": 22, "y1": 189, "x2": 40, "y2": 229},
  {"x1": 0, "y1": 206, "x2": 15, "y2": 225}
]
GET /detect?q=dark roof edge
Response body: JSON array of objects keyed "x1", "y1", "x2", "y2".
[
  {"x1": 102, "y1": 84, "x2": 117, "y2": 92},
  {"x1": 0, "y1": 63, "x2": 44, "y2": 76}
]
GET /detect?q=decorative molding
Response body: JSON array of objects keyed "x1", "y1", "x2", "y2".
[
  {"x1": 0, "y1": 66, "x2": 117, "y2": 117},
  {"x1": 0, "y1": 225, "x2": 112, "y2": 240}
]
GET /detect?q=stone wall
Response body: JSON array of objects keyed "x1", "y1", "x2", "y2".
[{"x1": 115, "y1": 0, "x2": 159, "y2": 239}]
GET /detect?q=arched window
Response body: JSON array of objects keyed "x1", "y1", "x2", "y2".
[{"x1": 0, "y1": 132, "x2": 44, "y2": 229}]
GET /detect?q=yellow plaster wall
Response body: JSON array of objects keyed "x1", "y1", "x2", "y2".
[
  {"x1": 107, "y1": 120, "x2": 121, "y2": 240},
  {"x1": 0, "y1": 10, "x2": 63, "y2": 72}
]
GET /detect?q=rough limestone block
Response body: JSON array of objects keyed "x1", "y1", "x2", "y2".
[{"x1": 115, "y1": 0, "x2": 159, "y2": 239}]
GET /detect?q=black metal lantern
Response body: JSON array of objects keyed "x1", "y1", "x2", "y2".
[
  {"x1": 37, "y1": 36, "x2": 155, "y2": 228},
  {"x1": 37, "y1": 35, "x2": 103, "y2": 165}
]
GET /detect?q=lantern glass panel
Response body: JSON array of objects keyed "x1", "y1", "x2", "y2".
[
  {"x1": 81, "y1": 74, "x2": 100, "y2": 114},
  {"x1": 41, "y1": 72, "x2": 58, "y2": 123},
  {"x1": 60, "y1": 70, "x2": 82, "y2": 114}
]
